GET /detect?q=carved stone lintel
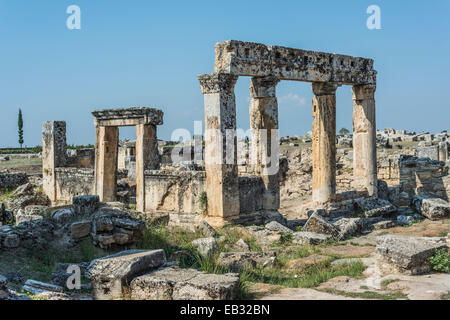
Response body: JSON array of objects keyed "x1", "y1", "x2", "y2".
[
  {"x1": 198, "y1": 73, "x2": 239, "y2": 94},
  {"x1": 312, "y1": 82, "x2": 341, "y2": 96}
]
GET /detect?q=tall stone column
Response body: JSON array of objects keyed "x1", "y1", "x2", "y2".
[
  {"x1": 42, "y1": 121, "x2": 66, "y2": 204},
  {"x1": 198, "y1": 73, "x2": 240, "y2": 219},
  {"x1": 352, "y1": 84, "x2": 377, "y2": 197},
  {"x1": 135, "y1": 124, "x2": 159, "y2": 212},
  {"x1": 249, "y1": 76, "x2": 280, "y2": 211},
  {"x1": 311, "y1": 82, "x2": 340, "y2": 204},
  {"x1": 94, "y1": 125, "x2": 119, "y2": 202}
]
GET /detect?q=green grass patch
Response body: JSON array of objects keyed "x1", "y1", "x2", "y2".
[
  {"x1": 429, "y1": 248, "x2": 450, "y2": 272},
  {"x1": 319, "y1": 288, "x2": 408, "y2": 300},
  {"x1": 381, "y1": 278, "x2": 400, "y2": 288}
]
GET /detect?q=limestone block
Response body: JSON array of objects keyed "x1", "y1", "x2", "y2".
[
  {"x1": 130, "y1": 266, "x2": 239, "y2": 300},
  {"x1": 70, "y1": 220, "x2": 91, "y2": 240},
  {"x1": 375, "y1": 235, "x2": 448, "y2": 275},
  {"x1": 23, "y1": 279, "x2": 64, "y2": 295},
  {"x1": 264, "y1": 221, "x2": 293, "y2": 234},
  {"x1": 87, "y1": 249, "x2": 166, "y2": 300},
  {"x1": 192, "y1": 237, "x2": 219, "y2": 257},
  {"x1": 292, "y1": 231, "x2": 332, "y2": 245},
  {"x1": 72, "y1": 195, "x2": 99, "y2": 215},
  {"x1": 303, "y1": 212, "x2": 340, "y2": 238},
  {"x1": 217, "y1": 251, "x2": 277, "y2": 270},
  {"x1": 355, "y1": 198, "x2": 397, "y2": 217},
  {"x1": 412, "y1": 196, "x2": 450, "y2": 220}
]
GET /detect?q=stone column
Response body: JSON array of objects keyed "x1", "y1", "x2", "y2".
[
  {"x1": 135, "y1": 124, "x2": 159, "y2": 212},
  {"x1": 249, "y1": 76, "x2": 280, "y2": 211},
  {"x1": 352, "y1": 84, "x2": 377, "y2": 197},
  {"x1": 94, "y1": 125, "x2": 119, "y2": 202},
  {"x1": 198, "y1": 73, "x2": 240, "y2": 219},
  {"x1": 311, "y1": 82, "x2": 340, "y2": 204},
  {"x1": 42, "y1": 121, "x2": 66, "y2": 204}
]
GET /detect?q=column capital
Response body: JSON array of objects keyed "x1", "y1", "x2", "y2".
[
  {"x1": 352, "y1": 84, "x2": 376, "y2": 100},
  {"x1": 312, "y1": 82, "x2": 341, "y2": 96},
  {"x1": 249, "y1": 76, "x2": 280, "y2": 98},
  {"x1": 198, "y1": 73, "x2": 238, "y2": 94}
]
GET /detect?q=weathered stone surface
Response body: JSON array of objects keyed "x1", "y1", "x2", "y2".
[
  {"x1": 0, "y1": 173, "x2": 28, "y2": 189},
  {"x1": 412, "y1": 196, "x2": 450, "y2": 221},
  {"x1": 23, "y1": 279, "x2": 64, "y2": 295},
  {"x1": 12, "y1": 183, "x2": 34, "y2": 197},
  {"x1": 192, "y1": 237, "x2": 219, "y2": 257},
  {"x1": 375, "y1": 235, "x2": 448, "y2": 275},
  {"x1": 333, "y1": 217, "x2": 369, "y2": 240},
  {"x1": 0, "y1": 274, "x2": 8, "y2": 300},
  {"x1": 198, "y1": 220, "x2": 217, "y2": 237},
  {"x1": 355, "y1": 198, "x2": 397, "y2": 217},
  {"x1": 87, "y1": 249, "x2": 166, "y2": 300},
  {"x1": 130, "y1": 266, "x2": 239, "y2": 300},
  {"x1": 15, "y1": 208, "x2": 43, "y2": 225},
  {"x1": 214, "y1": 40, "x2": 377, "y2": 85},
  {"x1": 292, "y1": 231, "x2": 331, "y2": 245},
  {"x1": 72, "y1": 195, "x2": 99, "y2": 215},
  {"x1": 217, "y1": 251, "x2": 277, "y2": 270},
  {"x1": 265, "y1": 221, "x2": 292, "y2": 234},
  {"x1": 71, "y1": 220, "x2": 91, "y2": 240},
  {"x1": 303, "y1": 212, "x2": 340, "y2": 238},
  {"x1": 234, "y1": 238, "x2": 250, "y2": 251},
  {"x1": 51, "y1": 207, "x2": 75, "y2": 225}
]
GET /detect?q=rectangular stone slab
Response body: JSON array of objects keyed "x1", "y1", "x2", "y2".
[
  {"x1": 87, "y1": 249, "x2": 166, "y2": 300},
  {"x1": 214, "y1": 40, "x2": 376, "y2": 85}
]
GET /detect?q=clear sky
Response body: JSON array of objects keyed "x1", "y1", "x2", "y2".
[{"x1": 0, "y1": 0, "x2": 449, "y2": 147}]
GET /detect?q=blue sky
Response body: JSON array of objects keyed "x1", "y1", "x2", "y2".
[{"x1": 0, "y1": 0, "x2": 449, "y2": 147}]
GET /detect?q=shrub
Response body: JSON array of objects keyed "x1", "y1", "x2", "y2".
[{"x1": 429, "y1": 249, "x2": 450, "y2": 272}]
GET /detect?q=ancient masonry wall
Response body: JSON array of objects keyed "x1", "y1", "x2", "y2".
[
  {"x1": 54, "y1": 168, "x2": 95, "y2": 204},
  {"x1": 398, "y1": 155, "x2": 449, "y2": 200}
]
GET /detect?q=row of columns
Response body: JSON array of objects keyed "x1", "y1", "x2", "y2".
[{"x1": 199, "y1": 73, "x2": 377, "y2": 218}]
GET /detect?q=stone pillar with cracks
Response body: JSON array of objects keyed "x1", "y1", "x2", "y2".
[
  {"x1": 94, "y1": 125, "x2": 119, "y2": 203},
  {"x1": 311, "y1": 82, "x2": 340, "y2": 204},
  {"x1": 42, "y1": 121, "x2": 66, "y2": 205},
  {"x1": 352, "y1": 84, "x2": 377, "y2": 197},
  {"x1": 249, "y1": 76, "x2": 280, "y2": 211},
  {"x1": 136, "y1": 123, "x2": 159, "y2": 212},
  {"x1": 198, "y1": 73, "x2": 240, "y2": 220}
]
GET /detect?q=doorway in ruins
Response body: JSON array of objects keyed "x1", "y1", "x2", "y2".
[{"x1": 117, "y1": 127, "x2": 138, "y2": 206}]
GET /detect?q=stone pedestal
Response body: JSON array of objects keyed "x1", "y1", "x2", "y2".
[
  {"x1": 94, "y1": 126, "x2": 119, "y2": 202},
  {"x1": 198, "y1": 73, "x2": 240, "y2": 219},
  {"x1": 249, "y1": 76, "x2": 280, "y2": 210},
  {"x1": 352, "y1": 85, "x2": 377, "y2": 197},
  {"x1": 136, "y1": 124, "x2": 158, "y2": 212},
  {"x1": 311, "y1": 82, "x2": 340, "y2": 204},
  {"x1": 42, "y1": 121, "x2": 67, "y2": 204}
]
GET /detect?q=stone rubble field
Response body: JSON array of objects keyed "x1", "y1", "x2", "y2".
[{"x1": 1, "y1": 129, "x2": 450, "y2": 300}]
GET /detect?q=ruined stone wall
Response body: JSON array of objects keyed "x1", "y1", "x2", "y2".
[
  {"x1": 66, "y1": 149, "x2": 95, "y2": 168},
  {"x1": 54, "y1": 168, "x2": 95, "y2": 204},
  {"x1": 399, "y1": 155, "x2": 449, "y2": 201},
  {"x1": 144, "y1": 170, "x2": 206, "y2": 214},
  {"x1": 238, "y1": 176, "x2": 264, "y2": 214},
  {"x1": 0, "y1": 173, "x2": 29, "y2": 189}
]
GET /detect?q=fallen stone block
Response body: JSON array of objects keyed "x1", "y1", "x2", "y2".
[
  {"x1": 23, "y1": 279, "x2": 64, "y2": 295},
  {"x1": 375, "y1": 235, "x2": 448, "y2": 275},
  {"x1": 72, "y1": 195, "x2": 99, "y2": 215},
  {"x1": 87, "y1": 249, "x2": 166, "y2": 300},
  {"x1": 265, "y1": 221, "x2": 293, "y2": 234},
  {"x1": 234, "y1": 239, "x2": 250, "y2": 251},
  {"x1": 292, "y1": 231, "x2": 331, "y2": 245},
  {"x1": 71, "y1": 220, "x2": 91, "y2": 240},
  {"x1": 130, "y1": 266, "x2": 239, "y2": 300},
  {"x1": 192, "y1": 237, "x2": 218, "y2": 257},
  {"x1": 303, "y1": 212, "x2": 340, "y2": 238},
  {"x1": 0, "y1": 274, "x2": 8, "y2": 300},
  {"x1": 333, "y1": 218, "x2": 368, "y2": 240},
  {"x1": 217, "y1": 251, "x2": 277, "y2": 270},
  {"x1": 412, "y1": 196, "x2": 450, "y2": 221},
  {"x1": 51, "y1": 207, "x2": 76, "y2": 225},
  {"x1": 355, "y1": 198, "x2": 397, "y2": 217},
  {"x1": 197, "y1": 220, "x2": 217, "y2": 237}
]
